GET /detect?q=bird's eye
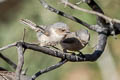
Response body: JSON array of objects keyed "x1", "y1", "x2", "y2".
[
  {"x1": 59, "y1": 29, "x2": 65, "y2": 32},
  {"x1": 61, "y1": 29, "x2": 65, "y2": 32}
]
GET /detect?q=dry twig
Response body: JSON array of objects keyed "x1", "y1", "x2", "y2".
[
  {"x1": 61, "y1": 0, "x2": 120, "y2": 24},
  {"x1": 0, "y1": 53, "x2": 17, "y2": 70},
  {"x1": 0, "y1": 42, "x2": 17, "y2": 51},
  {"x1": 31, "y1": 59, "x2": 68, "y2": 80},
  {"x1": 16, "y1": 44, "x2": 24, "y2": 80}
]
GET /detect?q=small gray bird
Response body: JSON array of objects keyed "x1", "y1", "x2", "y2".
[
  {"x1": 20, "y1": 19, "x2": 70, "y2": 46},
  {"x1": 60, "y1": 29, "x2": 90, "y2": 53}
]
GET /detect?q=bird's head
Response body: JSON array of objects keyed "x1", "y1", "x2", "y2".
[{"x1": 50, "y1": 22, "x2": 70, "y2": 37}]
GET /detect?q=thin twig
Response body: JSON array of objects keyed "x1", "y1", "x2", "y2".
[
  {"x1": 0, "y1": 42, "x2": 17, "y2": 51},
  {"x1": 21, "y1": 68, "x2": 28, "y2": 75},
  {"x1": 22, "y1": 28, "x2": 26, "y2": 42},
  {"x1": 61, "y1": 0, "x2": 120, "y2": 24},
  {"x1": 31, "y1": 59, "x2": 68, "y2": 80},
  {"x1": 16, "y1": 44, "x2": 24, "y2": 80},
  {"x1": 0, "y1": 53, "x2": 17, "y2": 70}
]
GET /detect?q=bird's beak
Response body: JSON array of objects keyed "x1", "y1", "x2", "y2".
[{"x1": 66, "y1": 31, "x2": 70, "y2": 33}]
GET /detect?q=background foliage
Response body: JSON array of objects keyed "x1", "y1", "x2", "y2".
[{"x1": 0, "y1": 0, "x2": 120, "y2": 80}]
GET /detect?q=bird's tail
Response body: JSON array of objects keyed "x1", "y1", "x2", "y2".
[{"x1": 20, "y1": 19, "x2": 45, "y2": 32}]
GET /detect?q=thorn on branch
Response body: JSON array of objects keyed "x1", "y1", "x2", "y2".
[
  {"x1": 21, "y1": 68, "x2": 28, "y2": 75},
  {"x1": 75, "y1": 1, "x2": 83, "y2": 5},
  {"x1": 22, "y1": 28, "x2": 26, "y2": 42}
]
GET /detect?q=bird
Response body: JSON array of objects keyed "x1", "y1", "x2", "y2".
[
  {"x1": 0, "y1": 71, "x2": 31, "y2": 80},
  {"x1": 60, "y1": 29, "x2": 90, "y2": 53},
  {"x1": 20, "y1": 19, "x2": 70, "y2": 47}
]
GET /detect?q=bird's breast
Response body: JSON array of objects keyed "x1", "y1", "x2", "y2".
[
  {"x1": 50, "y1": 33, "x2": 64, "y2": 42},
  {"x1": 37, "y1": 34, "x2": 50, "y2": 46}
]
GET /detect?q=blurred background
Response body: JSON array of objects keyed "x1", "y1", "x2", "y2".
[{"x1": 0, "y1": 0, "x2": 120, "y2": 80}]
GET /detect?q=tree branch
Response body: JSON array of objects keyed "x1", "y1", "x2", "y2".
[
  {"x1": 39, "y1": 0, "x2": 103, "y2": 32},
  {"x1": 0, "y1": 33, "x2": 107, "y2": 68},
  {"x1": 16, "y1": 44, "x2": 25, "y2": 80},
  {"x1": 0, "y1": 42, "x2": 17, "y2": 51},
  {"x1": 0, "y1": 53, "x2": 17, "y2": 70},
  {"x1": 61, "y1": 0, "x2": 120, "y2": 24},
  {"x1": 15, "y1": 33, "x2": 107, "y2": 62},
  {"x1": 114, "y1": 23, "x2": 120, "y2": 35},
  {"x1": 86, "y1": 0, "x2": 106, "y2": 25},
  {"x1": 86, "y1": 0, "x2": 120, "y2": 35},
  {"x1": 31, "y1": 59, "x2": 67, "y2": 80},
  {"x1": 83, "y1": 33, "x2": 107, "y2": 61},
  {"x1": 61, "y1": 0, "x2": 120, "y2": 35}
]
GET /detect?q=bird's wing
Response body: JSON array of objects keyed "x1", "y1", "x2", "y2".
[
  {"x1": 42, "y1": 25, "x2": 52, "y2": 36},
  {"x1": 62, "y1": 38, "x2": 78, "y2": 44}
]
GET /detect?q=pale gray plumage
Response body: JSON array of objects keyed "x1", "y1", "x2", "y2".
[
  {"x1": 37, "y1": 22, "x2": 70, "y2": 46},
  {"x1": 75, "y1": 29, "x2": 90, "y2": 45},
  {"x1": 20, "y1": 19, "x2": 70, "y2": 47},
  {"x1": 37, "y1": 22, "x2": 70, "y2": 36}
]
